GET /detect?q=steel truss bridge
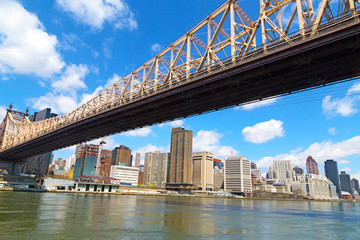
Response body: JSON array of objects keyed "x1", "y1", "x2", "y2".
[{"x1": 1, "y1": 0, "x2": 360, "y2": 164}]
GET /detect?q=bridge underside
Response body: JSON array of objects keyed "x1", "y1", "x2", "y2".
[{"x1": 1, "y1": 21, "x2": 360, "y2": 161}]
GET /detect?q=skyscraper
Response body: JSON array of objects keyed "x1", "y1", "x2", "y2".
[
  {"x1": 22, "y1": 108, "x2": 57, "y2": 176},
  {"x1": 100, "y1": 149, "x2": 112, "y2": 177},
  {"x1": 293, "y1": 166, "x2": 304, "y2": 175},
  {"x1": 306, "y1": 156, "x2": 319, "y2": 175},
  {"x1": 324, "y1": 160, "x2": 341, "y2": 198},
  {"x1": 73, "y1": 144, "x2": 99, "y2": 179},
  {"x1": 135, "y1": 151, "x2": 141, "y2": 167},
  {"x1": 351, "y1": 178, "x2": 360, "y2": 195},
  {"x1": 144, "y1": 151, "x2": 169, "y2": 188},
  {"x1": 224, "y1": 156, "x2": 252, "y2": 194},
  {"x1": 192, "y1": 152, "x2": 214, "y2": 191},
  {"x1": 167, "y1": 127, "x2": 193, "y2": 185},
  {"x1": 111, "y1": 145, "x2": 132, "y2": 167},
  {"x1": 340, "y1": 171, "x2": 353, "y2": 195},
  {"x1": 268, "y1": 160, "x2": 293, "y2": 181}
]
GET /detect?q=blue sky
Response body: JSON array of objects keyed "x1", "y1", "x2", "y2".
[{"x1": 1, "y1": 0, "x2": 360, "y2": 179}]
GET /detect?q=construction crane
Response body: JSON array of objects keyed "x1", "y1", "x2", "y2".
[{"x1": 95, "y1": 136, "x2": 107, "y2": 177}]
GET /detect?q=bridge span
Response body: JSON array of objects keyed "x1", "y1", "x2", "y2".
[{"x1": 1, "y1": 0, "x2": 360, "y2": 162}]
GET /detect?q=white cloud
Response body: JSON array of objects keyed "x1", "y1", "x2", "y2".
[
  {"x1": 193, "y1": 130, "x2": 238, "y2": 160},
  {"x1": 80, "y1": 74, "x2": 120, "y2": 104},
  {"x1": 159, "y1": 119, "x2": 184, "y2": 128},
  {"x1": 328, "y1": 127, "x2": 336, "y2": 135},
  {"x1": 256, "y1": 135, "x2": 360, "y2": 169},
  {"x1": 339, "y1": 160, "x2": 350, "y2": 164},
  {"x1": 341, "y1": 167, "x2": 352, "y2": 173},
  {"x1": 0, "y1": 0, "x2": 64, "y2": 77},
  {"x1": 240, "y1": 98, "x2": 277, "y2": 110},
  {"x1": 121, "y1": 127, "x2": 152, "y2": 137},
  {"x1": 56, "y1": 0, "x2": 137, "y2": 30},
  {"x1": 52, "y1": 64, "x2": 89, "y2": 94},
  {"x1": 31, "y1": 92, "x2": 77, "y2": 114},
  {"x1": 322, "y1": 82, "x2": 360, "y2": 117},
  {"x1": 322, "y1": 95, "x2": 357, "y2": 117},
  {"x1": 242, "y1": 119, "x2": 285, "y2": 144},
  {"x1": 151, "y1": 43, "x2": 162, "y2": 54},
  {"x1": 0, "y1": 105, "x2": 7, "y2": 120}
]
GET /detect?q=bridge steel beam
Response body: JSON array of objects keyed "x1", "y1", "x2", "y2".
[{"x1": 1, "y1": 19, "x2": 360, "y2": 161}]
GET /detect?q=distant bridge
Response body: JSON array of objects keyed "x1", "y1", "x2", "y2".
[{"x1": 1, "y1": 0, "x2": 360, "y2": 168}]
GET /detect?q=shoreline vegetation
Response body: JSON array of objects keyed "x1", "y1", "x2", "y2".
[{"x1": 0, "y1": 187, "x2": 347, "y2": 203}]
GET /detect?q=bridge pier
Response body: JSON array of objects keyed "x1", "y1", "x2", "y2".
[{"x1": 0, "y1": 160, "x2": 24, "y2": 175}]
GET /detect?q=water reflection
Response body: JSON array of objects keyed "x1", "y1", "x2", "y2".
[{"x1": 1, "y1": 192, "x2": 360, "y2": 239}]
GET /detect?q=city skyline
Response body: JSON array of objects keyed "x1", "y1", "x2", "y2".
[{"x1": 0, "y1": 0, "x2": 360, "y2": 180}]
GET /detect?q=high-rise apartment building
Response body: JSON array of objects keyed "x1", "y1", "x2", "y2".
[
  {"x1": 135, "y1": 151, "x2": 141, "y2": 167},
  {"x1": 73, "y1": 144, "x2": 99, "y2": 179},
  {"x1": 22, "y1": 108, "x2": 57, "y2": 176},
  {"x1": 192, "y1": 152, "x2": 214, "y2": 191},
  {"x1": 144, "y1": 151, "x2": 169, "y2": 188},
  {"x1": 324, "y1": 159, "x2": 341, "y2": 198},
  {"x1": 268, "y1": 160, "x2": 293, "y2": 181},
  {"x1": 100, "y1": 149, "x2": 112, "y2": 177},
  {"x1": 340, "y1": 171, "x2": 353, "y2": 195},
  {"x1": 251, "y1": 162, "x2": 257, "y2": 169},
  {"x1": 224, "y1": 156, "x2": 252, "y2": 194},
  {"x1": 306, "y1": 156, "x2": 319, "y2": 175},
  {"x1": 111, "y1": 145, "x2": 132, "y2": 167},
  {"x1": 351, "y1": 178, "x2": 360, "y2": 194},
  {"x1": 167, "y1": 127, "x2": 193, "y2": 185},
  {"x1": 293, "y1": 166, "x2": 304, "y2": 176}
]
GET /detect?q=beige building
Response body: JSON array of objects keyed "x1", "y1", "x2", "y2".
[
  {"x1": 291, "y1": 174, "x2": 335, "y2": 200},
  {"x1": 213, "y1": 173, "x2": 224, "y2": 190},
  {"x1": 167, "y1": 127, "x2": 193, "y2": 185},
  {"x1": 224, "y1": 156, "x2": 252, "y2": 193},
  {"x1": 192, "y1": 152, "x2": 214, "y2": 191},
  {"x1": 111, "y1": 145, "x2": 132, "y2": 167},
  {"x1": 268, "y1": 160, "x2": 293, "y2": 182},
  {"x1": 144, "y1": 151, "x2": 169, "y2": 188},
  {"x1": 134, "y1": 151, "x2": 141, "y2": 167}
]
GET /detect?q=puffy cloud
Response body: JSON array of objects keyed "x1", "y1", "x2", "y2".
[
  {"x1": 328, "y1": 127, "x2": 336, "y2": 135},
  {"x1": 80, "y1": 74, "x2": 121, "y2": 104},
  {"x1": 31, "y1": 93, "x2": 77, "y2": 114},
  {"x1": 52, "y1": 64, "x2": 89, "y2": 94},
  {"x1": 256, "y1": 136, "x2": 360, "y2": 169},
  {"x1": 159, "y1": 119, "x2": 184, "y2": 128},
  {"x1": 0, "y1": 0, "x2": 64, "y2": 77},
  {"x1": 322, "y1": 95, "x2": 357, "y2": 117},
  {"x1": 121, "y1": 127, "x2": 152, "y2": 137},
  {"x1": 193, "y1": 130, "x2": 238, "y2": 160},
  {"x1": 242, "y1": 119, "x2": 285, "y2": 144},
  {"x1": 322, "y1": 82, "x2": 360, "y2": 118},
  {"x1": 151, "y1": 43, "x2": 162, "y2": 54},
  {"x1": 239, "y1": 98, "x2": 278, "y2": 111},
  {"x1": 56, "y1": 0, "x2": 137, "y2": 30}
]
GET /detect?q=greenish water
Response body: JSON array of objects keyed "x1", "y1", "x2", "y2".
[{"x1": 0, "y1": 192, "x2": 359, "y2": 239}]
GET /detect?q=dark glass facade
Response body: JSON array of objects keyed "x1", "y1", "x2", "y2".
[{"x1": 324, "y1": 160, "x2": 341, "y2": 198}]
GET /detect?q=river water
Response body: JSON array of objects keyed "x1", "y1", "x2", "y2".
[{"x1": 0, "y1": 192, "x2": 359, "y2": 239}]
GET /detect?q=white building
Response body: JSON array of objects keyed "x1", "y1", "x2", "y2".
[
  {"x1": 192, "y1": 152, "x2": 214, "y2": 191},
  {"x1": 291, "y1": 174, "x2": 336, "y2": 200},
  {"x1": 110, "y1": 165, "x2": 139, "y2": 186},
  {"x1": 65, "y1": 154, "x2": 76, "y2": 172},
  {"x1": 268, "y1": 160, "x2": 293, "y2": 182},
  {"x1": 224, "y1": 156, "x2": 252, "y2": 193}
]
